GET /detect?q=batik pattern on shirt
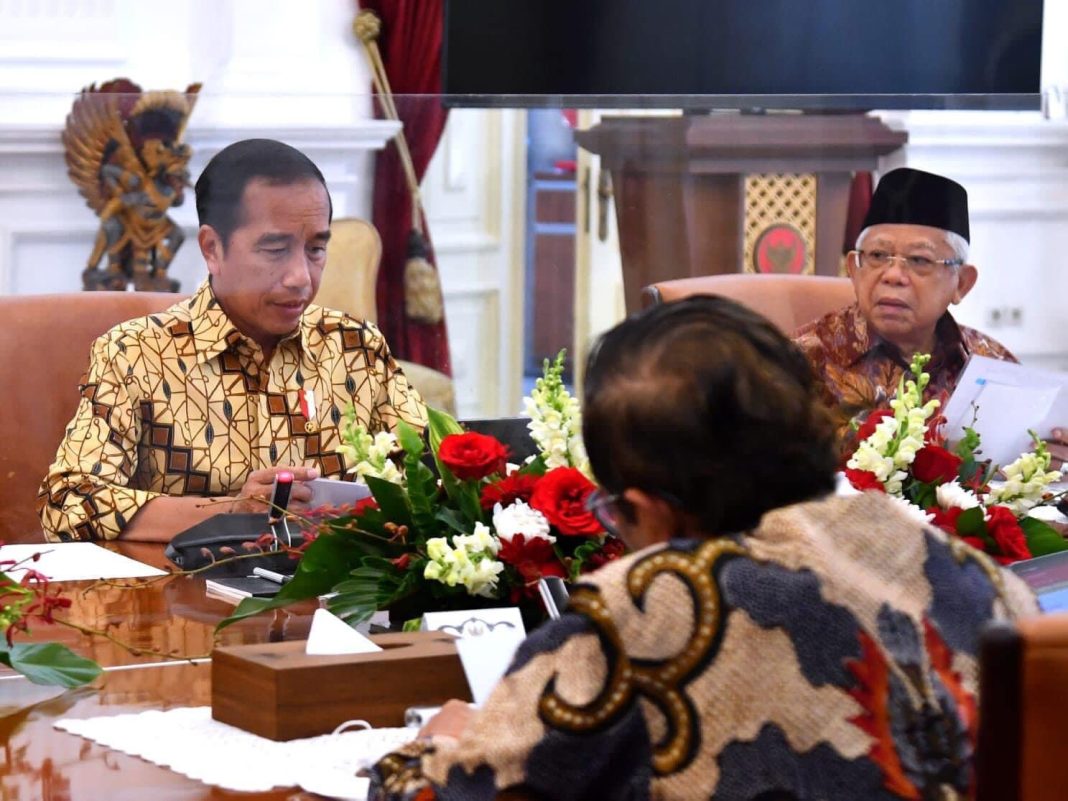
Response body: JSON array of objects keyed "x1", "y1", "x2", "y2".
[
  {"x1": 38, "y1": 280, "x2": 427, "y2": 542},
  {"x1": 793, "y1": 303, "x2": 1017, "y2": 452},
  {"x1": 368, "y1": 493, "x2": 1037, "y2": 801}
]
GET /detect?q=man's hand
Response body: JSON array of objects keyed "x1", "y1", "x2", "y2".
[
  {"x1": 418, "y1": 699, "x2": 475, "y2": 740},
  {"x1": 232, "y1": 465, "x2": 320, "y2": 514},
  {"x1": 1046, "y1": 428, "x2": 1068, "y2": 472}
]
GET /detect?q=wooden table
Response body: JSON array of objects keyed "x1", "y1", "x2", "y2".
[{"x1": 1, "y1": 541, "x2": 331, "y2": 800}]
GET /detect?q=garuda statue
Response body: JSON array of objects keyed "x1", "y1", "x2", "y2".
[{"x1": 63, "y1": 78, "x2": 201, "y2": 292}]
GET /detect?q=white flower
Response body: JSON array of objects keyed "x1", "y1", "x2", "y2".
[
  {"x1": 423, "y1": 524, "x2": 505, "y2": 598},
  {"x1": 886, "y1": 494, "x2": 935, "y2": 525},
  {"x1": 493, "y1": 501, "x2": 554, "y2": 543},
  {"x1": 988, "y1": 438, "x2": 1063, "y2": 516},
  {"x1": 936, "y1": 480, "x2": 981, "y2": 511},
  {"x1": 524, "y1": 351, "x2": 593, "y2": 479}
]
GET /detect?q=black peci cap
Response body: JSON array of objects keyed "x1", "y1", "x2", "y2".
[{"x1": 862, "y1": 168, "x2": 970, "y2": 243}]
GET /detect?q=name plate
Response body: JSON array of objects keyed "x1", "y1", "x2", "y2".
[{"x1": 420, "y1": 607, "x2": 525, "y2": 638}]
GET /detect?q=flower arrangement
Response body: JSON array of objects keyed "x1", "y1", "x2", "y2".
[
  {"x1": 845, "y1": 354, "x2": 1066, "y2": 564},
  {"x1": 221, "y1": 353, "x2": 622, "y2": 630},
  {"x1": 0, "y1": 547, "x2": 101, "y2": 687}
]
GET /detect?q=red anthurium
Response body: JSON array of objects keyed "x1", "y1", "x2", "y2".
[
  {"x1": 845, "y1": 468, "x2": 886, "y2": 493},
  {"x1": 529, "y1": 467, "x2": 602, "y2": 536},
  {"x1": 438, "y1": 432, "x2": 510, "y2": 481},
  {"x1": 480, "y1": 472, "x2": 541, "y2": 510},
  {"x1": 912, "y1": 446, "x2": 963, "y2": 485},
  {"x1": 586, "y1": 537, "x2": 626, "y2": 571},
  {"x1": 985, "y1": 505, "x2": 1032, "y2": 563},
  {"x1": 498, "y1": 534, "x2": 567, "y2": 601},
  {"x1": 927, "y1": 506, "x2": 964, "y2": 536}
]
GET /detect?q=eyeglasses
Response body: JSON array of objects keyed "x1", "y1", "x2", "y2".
[
  {"x1": 586, "y1": 489, "x2": 626, "y2": 538},
  {"x1": 853, "y1": 249, "x2": 963, "y2": 278},
  {"x1": 585, "y1": 487, "x2": 686, "y2": 538}
]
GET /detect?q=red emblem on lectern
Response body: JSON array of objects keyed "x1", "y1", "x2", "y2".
[{"x1": 754, "y1": 224, "x2": 806, "y2": 274}]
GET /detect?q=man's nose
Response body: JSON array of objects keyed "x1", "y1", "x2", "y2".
[
  {"x1": 280, "y1": 251, "x2": 313, "y2": 289},
  {"x1": 880, "y1": 255, "x2": 910, "y2": 284}
]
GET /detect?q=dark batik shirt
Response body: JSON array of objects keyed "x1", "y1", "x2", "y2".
[
  {"x1": 794, "y1": 304, "x2": 1017, "y2": 452},
  {"x1": 369, "y1": 493, "x2": 1036, "y2": 801}
]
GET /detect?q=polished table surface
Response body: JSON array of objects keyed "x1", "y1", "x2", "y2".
[{"x1": 1, "y1": 541, "x2": 336, "y2": 801}]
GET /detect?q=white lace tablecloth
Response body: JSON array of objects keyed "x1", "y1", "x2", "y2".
[{"x1": 55, "y1": 707, "x2": 414, "y2": 796}]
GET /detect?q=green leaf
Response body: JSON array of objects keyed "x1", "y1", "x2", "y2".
[
  {"x1": 405, "y1": 457, "x2": 440, "y2": 538},
  {"x1": 402, "y1": 617, "x2": 423, "y2": 632},
  {"x1": 954, "y1": 426, "x2": 982, "y2": 459},
  {"x1": 436, "y1": 506, "x2": 472, "y2": 534},
  {"x1": 217, "y1": 530, "x2": 376, "y2": 630},
  {"x1": 366, "y1": 476, "x2": 413, "y2": 528},
  {"x1": 566, "y1": 539, "x2": 601, "y2": 580},
  {"x1": 955, "y1": 507, "x2": 986, "y2": 536},
  {"x1": 395, "y1": 419, "x2": 425, "y2": 457},
  {"x1": 1021, "y1": 516, "x2": 1068, "y2": 557},
  {"x1": 427, "y1": 407, "x2": 464, "y2": 455},
  {"x1": 0, "y1": 642, "x2": 101, "y2": 688},
  {"x1": 518, "y1": 455, "x2": 547, "y2": 477}
]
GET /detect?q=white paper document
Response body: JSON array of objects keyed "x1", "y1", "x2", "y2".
[
  {"x1": 0, "y1": 542, "x2": 166, "y2": 581},
  {"x1": 941, "y1": 355, "x2": 1068, "y2": 466},
  {"x1": 455, "y1": 629, "x2": 526, "y2": 706},
  {"x1": 306, "y1": 478, "x2": 373, "y2": 509}
]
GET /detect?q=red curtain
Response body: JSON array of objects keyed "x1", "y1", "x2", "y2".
[
  {"x1": 361, "y1": 0, "x2": 451, "y2": 375},
  {"x1": 842, "y1": 171, "x2": 874, "y2": 254}
]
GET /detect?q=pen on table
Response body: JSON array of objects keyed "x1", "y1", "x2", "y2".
[{"x1": 252, "y1": 567, "x2": 293, "y2": 585}]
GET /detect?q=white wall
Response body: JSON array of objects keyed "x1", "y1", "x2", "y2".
[{"x1": 0, "y1": 0, "x2": 524, "y2": 418}]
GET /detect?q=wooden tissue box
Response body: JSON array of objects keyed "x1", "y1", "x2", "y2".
[{"x1": 211, "y1": 631, "x2": 472, "y2": 740}]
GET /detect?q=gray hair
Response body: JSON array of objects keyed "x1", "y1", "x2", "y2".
[{"x1": 855, "y1": 227, "x2": 970, "y2": 264}]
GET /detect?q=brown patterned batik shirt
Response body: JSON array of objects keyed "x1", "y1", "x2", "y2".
[
  {"x1": 38, "y1": 280, "x2": 427, "y2": 542},
  {"x1": 369, "y1": 493, "x2": 1037, "y2": 801},
  {"x1": 794, "y1": 303, "x2": 1017, "y2": 453}
]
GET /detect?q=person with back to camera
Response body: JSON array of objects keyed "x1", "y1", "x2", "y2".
[{"x1": 368, "y1": 295, "x2": 1037, "y2": 801}]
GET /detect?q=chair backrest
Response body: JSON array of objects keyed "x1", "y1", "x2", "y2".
[
  {"x1": 977, "y1": 615, "x2": 1068, "y2": 801},
  {"x1": 315, "y1": 217, "x2": 382, "y2": 322},
  {"x1": 642, "y1": 273, "x2": 856, "y2": 334},
  {"x1": 0, "y1": 291, "x2": 180, "y2": 541}
]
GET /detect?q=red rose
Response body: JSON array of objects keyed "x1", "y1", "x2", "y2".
[
  {"x1": 498, "y1": 534, "x2": 567, "y2": 601},
  {"x1": 845, "y1": 468, "x2": 886, "y2": 493},
  {"x1": 481, "y1": 472, "x2": 541, "y2": 510},
  {"x1": 855, "y1": 408, "x2": 896, "y2": 443},
  {"x1": 529, "y1": 467, "x2": 602, "y2": 536},
  {"x1": 438, "y1": 432, "x2": 510, "y2": 481},
  {"x1": 927, "y1": 506, "x2": 964, "y2": 536},
  {"x1": 911, "y1": 446, "x2": 963, "y2": 485},
  {"x1": 985, "y1": 505, "x2": 1032, "y2": 563}
]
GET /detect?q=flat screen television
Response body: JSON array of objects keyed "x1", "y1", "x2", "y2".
[{"x1": 442, "y1": 0, "x2": 1044, "y2": 110}]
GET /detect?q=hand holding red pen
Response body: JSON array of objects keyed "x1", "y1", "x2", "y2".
[{"x1": 231, "y1": 465, "x2": 320, "y2": 515}]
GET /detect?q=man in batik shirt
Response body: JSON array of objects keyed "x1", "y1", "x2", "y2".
[
  {"x1": 794, "y1": 168, "x2": 1018, "y2": 455},
  {"x1": 38, "y1": 139, "x2": 426, "y2": 542}
]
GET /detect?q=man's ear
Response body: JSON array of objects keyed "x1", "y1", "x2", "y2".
[
  {"x1": 621, "y1": 488, "x2": 681, "y2": 550},
  {"x1": 952, "y1": 264, "x2": 978, "y2": 304},
  {"x1": 198, "y1": 225, "x2": 224, "y2": 278},
  {"x1": 845, "y1": 250, "x2": 863, "y2": 286}
]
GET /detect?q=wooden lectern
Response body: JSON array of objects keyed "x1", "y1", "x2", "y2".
[{"x1": 574, "y1": 114, "x2": 907, "y2": 311}]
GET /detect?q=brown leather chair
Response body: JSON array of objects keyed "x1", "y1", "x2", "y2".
[
  {"x1": 642, "y1": 273, "x2": 856, "y2": 334},
  {"x1": 0, "y1": 292, "x2": 178, "y2": 542},
  {"x1": 977, "y1": 615, "x2": 1068, "y2": 801},
  {"x1": 317, "y1": 218, "x2": 456, "y2": 414}
]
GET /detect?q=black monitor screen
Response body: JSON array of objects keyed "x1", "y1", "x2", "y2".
[{"x1": 443, "y1": 0, "x2": 1043, "y2": 109}]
